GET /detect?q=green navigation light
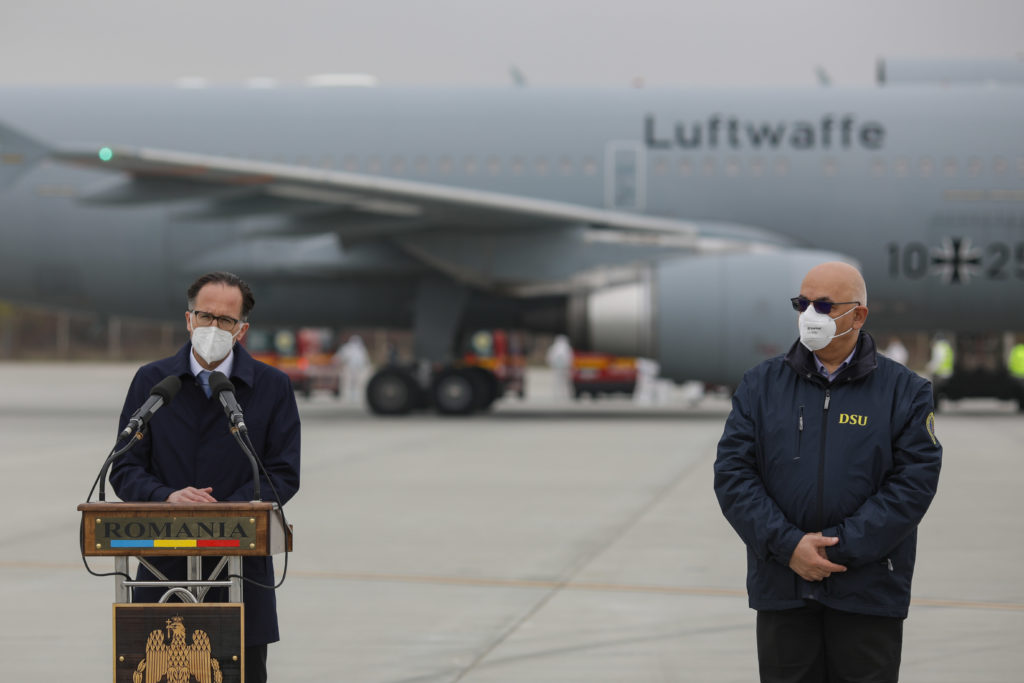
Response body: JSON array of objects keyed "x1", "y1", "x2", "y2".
[{"x1": 98, "y1": 147, "x2": 114, "y2": 162}]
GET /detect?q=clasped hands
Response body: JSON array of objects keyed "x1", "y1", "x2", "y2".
[
  {"x1": 789, "y1": 532, "x2": 847, "y2": 581},
  {"x1": 166, "y1": 486, "x2": 217, "y2": 503}
]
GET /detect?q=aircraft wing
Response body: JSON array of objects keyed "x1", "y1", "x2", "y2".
[{"x1": 50, "y1": 144, "x2": 791, "y2": 252}]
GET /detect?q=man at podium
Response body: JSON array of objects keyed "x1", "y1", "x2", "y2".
[{"x1": 111, "y1": 271, "x2": 301, "y2": 683}]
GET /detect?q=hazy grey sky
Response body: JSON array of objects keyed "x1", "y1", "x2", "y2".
[{"x1": 2, "y1": 0, "x2": 1021, "y2": 87}]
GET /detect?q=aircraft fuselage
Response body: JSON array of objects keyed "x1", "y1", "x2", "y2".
[{"x1": 1, "y1": 85, "x2": 1022, "y2": 336}]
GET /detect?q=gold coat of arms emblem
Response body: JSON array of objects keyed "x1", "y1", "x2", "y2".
[{"x1": 132, "y1": 616, "x2": 223, "y2": 683}]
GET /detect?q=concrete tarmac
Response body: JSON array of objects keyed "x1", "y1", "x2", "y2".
[{"x1": 0, "y1": 362, "x2": 1021, "y2": 682}]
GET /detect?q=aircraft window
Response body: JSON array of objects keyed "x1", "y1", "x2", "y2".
[
  {"x1": 390, "y1": 157, "x2": 406, "y2": 174},
  {"x1": 558, "y1": 157, "x2": 574, "y2": 175},
  {"x1": 583, "y1": 158, "x2": 598, "y2": 176},
  {"x1": 1018, "y1": 158, "x2": 1024, "y2": 176},
  {"x1": 535, "y1": 158, "x2": 549, "y2": 175},
  {"x1": 367, "y1": 156, "x2": 382, "y2": 173},
  {"x1": 653, "y1": 157, "x2": 669, "y2": 175},
  {"x1": 725, "y1": 157, "x2": 741, "y2": 177},
  {"x1": 967, "y1": 157, "x2": 983, "y2": 177},
  {"x1": 677, "y1": 158, "x2": 693, "y2": 176},
  {"x1": 893, "y1": 158, "x2": 909, "y2": 177},
  {"x1": 414, "y1": 156, "x2": 429, "y2": 174},
  {"x1": 702, "y1": 157, "x2": 716, "y2": 176},
  {"x1": 749, "y1": 157, "x2": 764, "y2": 177},
  {"x1": 993, "y1": 157, "x2": 1008, "y2": 175},
  {"x1": 297, "y1": 155, "x2": 311, "y2": 167},
  {"x1": 343, "y1": 156, "x2": 359, "y2": 171},
  {"x1": 486, "y1": 156, "x2": 501, "y2": 175},
  {"x1": 918, "y1": 158, "x2": 934, "y2": 177},
  {"x1": 318, "y1": 156, "x2": 333, "y2": 169},
  {"x1": 510, "y1": 157, "x2": 525, "y2": 175},
  {"x1": 464, "y1": 157, "x2": 478, "y2": 174},
  {"x1": 438, "y1": 156, "x2": 453, "y2": 174},
  {"x1": 942, "y1": 158, "x2": 958, "y2": 177},
  {"x1": 822, "y1": 158, "x2": 838, "y2": 177},
  {"x1": 871, "y1": 158, "x2": 886, "y2": 176},
  {"x1": 773, "y1": 158, "x2": 790, "y2": 176}
]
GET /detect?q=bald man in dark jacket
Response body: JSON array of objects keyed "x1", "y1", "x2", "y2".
[{"x1": 715, "y1": 262, "x2": 941, "y2": 683}]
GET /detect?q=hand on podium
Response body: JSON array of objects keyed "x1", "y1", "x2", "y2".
[{"x1": 167, "y1": 486, "x2": 217, "y2": 503}]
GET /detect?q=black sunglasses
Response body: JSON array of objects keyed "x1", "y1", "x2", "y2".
[{"x1": 790, "y1": 297, "x2": 861, "y2": 314}]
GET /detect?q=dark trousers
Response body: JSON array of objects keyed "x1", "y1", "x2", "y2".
[
  {"x1": 246, "y1": 644, "x2": 268, "y2": 683},
  {"x1": 757, "y1": 602, "x2": 903, "y2": 683}
]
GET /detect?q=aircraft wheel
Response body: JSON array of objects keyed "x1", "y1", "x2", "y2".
[
  {"x1": 467, "y1": 367, "x2": 499, "y2": 411},
  {"x1": 366, "y1": 368, "x2": 420, "y2": 415},
  {"x1": 432, "y1": 368, "x2": 480, "y2": 415}
]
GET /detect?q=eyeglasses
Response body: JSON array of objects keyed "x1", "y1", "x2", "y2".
[
  {"x1": 790, "y1": 297, "x2": 861, "y2": 315},
  {"x1": 190, "y1": 309, "x2": 243, "y2": 331}
]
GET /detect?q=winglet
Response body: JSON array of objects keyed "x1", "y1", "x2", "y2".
[{"x1": 0, "y1": 121, "x2": 49, "y2": 189}]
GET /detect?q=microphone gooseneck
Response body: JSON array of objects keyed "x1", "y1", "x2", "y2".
[{"x1": 208, "y1": 371, "x2": 261, "y2": 501}]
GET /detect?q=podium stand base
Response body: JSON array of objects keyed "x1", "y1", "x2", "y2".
[{"x1": 113, "y1": 603, "x2": 243, "y2": 683}]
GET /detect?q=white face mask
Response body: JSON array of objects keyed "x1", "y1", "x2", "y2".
[
  {"x1": 798, "y1": 305, "x2": 856, "y2": 352},
  {"x1": 191, "y1": 325, "x2": 237, "y2": 364}
]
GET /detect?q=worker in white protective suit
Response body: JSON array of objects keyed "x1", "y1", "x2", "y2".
[
  {"x1": 545, "y1": 334, "x2": 574, "y2": 400},
  {"x1": 336, "y1": 334, "x2": 371, "y2": 403},
  {"x1": 633, "y1": 357, "x2": 660, "y2": 404}
]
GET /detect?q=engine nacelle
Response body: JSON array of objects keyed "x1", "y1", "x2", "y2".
[{"x1": 570, "y1": 250, "x2": 856, "y2": 386}]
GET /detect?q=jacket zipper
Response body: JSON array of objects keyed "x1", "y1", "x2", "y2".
[
  {"x1": 795, "y1": 405, "x2": 804, "y2": 460},
  {"x1": 816, "y1": 389, "x2": 831, "y2": 531}
]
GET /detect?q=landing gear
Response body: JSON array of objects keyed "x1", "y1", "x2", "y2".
[
  {"x1": 366, "y1": 365, "x2": 500, "y2": 416},
  {"x1": 366, "y1": 367, "x2": 422, "y2": 415},
  {"x1": 364, "y1": 276, "x2": 508, "y2": 416},
  {"x1": 432, "y1": 368, "x2": 479, "y2": 415}
]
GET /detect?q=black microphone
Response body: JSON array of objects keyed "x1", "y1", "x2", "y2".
[
  {"x1": 209, "y1": 371, "x2": 261, "y2": 501},
  {"x1": 117, "y1": 375, "x2": 182, "y2": 441},
  {"x1": 209, "y1": 371, "x2": 246, "y2": 433}
]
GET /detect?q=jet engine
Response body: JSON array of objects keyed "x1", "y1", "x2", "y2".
[{"x1": 569, "y1": 249, "x2": 855, "y2": 386}]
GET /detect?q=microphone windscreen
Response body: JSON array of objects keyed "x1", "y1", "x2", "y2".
[
  {"x1": 208, "y1": 371, "x2": 235, "y2": 396},
  {"x1": 151, "y1": 375, "x2": 182, "y2": 402}
]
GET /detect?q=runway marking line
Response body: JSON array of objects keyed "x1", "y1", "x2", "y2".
[
  {"x1": 7, "y1": 561, "x2": 1021, "y2": 612},
  {"x1": 292, "y1": 569, "x2": 1024, "y2": 611}
]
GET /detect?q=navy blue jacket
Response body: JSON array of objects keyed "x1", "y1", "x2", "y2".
[
  {"x1": 714, "y1": 332, "x2": 941, "y2": 618},
  {"x1": 111, "y1": 342, "x2": 301, "y2": 645}
]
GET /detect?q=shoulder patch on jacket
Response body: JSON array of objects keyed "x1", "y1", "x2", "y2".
[{"x1": 926, "y1": 411, "x2": 939, "y2": 446}]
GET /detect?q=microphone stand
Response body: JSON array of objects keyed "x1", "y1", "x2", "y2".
[{"x1": 228, "y1": 424, "x2": 262, "y2": 502}]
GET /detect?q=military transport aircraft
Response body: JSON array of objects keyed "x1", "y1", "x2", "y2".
[{"x1": 1, "y1": 60, "x2": 1022, "y2": 414}]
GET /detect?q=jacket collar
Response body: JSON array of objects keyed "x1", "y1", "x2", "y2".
[
  {"x1": 784, "y1": 331, "x2": 878, "y2": 386},
  {"x1": 169, "y1": 342, "x2": 257, "y2": 389}
]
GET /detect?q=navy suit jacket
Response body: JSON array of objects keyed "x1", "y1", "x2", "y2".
[{"x1": 111, "y1": 342, "x2": 301, "y2": 646}]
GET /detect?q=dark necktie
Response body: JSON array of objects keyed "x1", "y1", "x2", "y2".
[{"x1": 198, "y1": 370, "x2": 212, "y2": 398}]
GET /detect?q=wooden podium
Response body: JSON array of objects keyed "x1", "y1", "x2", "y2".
[{"x1": 79, "y1": 502, "x2": 291, "y2": 683}]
